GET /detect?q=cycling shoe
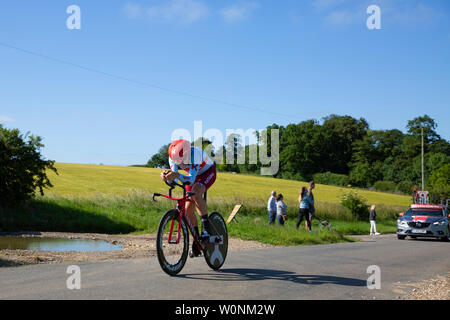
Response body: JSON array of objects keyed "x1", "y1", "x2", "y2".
[{"x1": 189, "y1": 243, "x2": 202, "y2": 258}]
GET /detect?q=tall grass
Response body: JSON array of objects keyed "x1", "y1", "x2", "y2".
[{"x1": 227, "y1": 216, "x2": 355, "y2": 246}]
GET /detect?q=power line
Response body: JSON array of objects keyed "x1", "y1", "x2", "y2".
[{"x1": 0, "y1": 41, "x2": 298, "y2": 119}]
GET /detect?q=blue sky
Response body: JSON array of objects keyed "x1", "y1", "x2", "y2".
[{"x1": 0, "y1": 0, "x2": 449, "y2": 165}]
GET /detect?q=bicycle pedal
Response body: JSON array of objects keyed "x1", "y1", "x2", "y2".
[
  {"x1": 202, "y1": 235, "x2": 222, "y2": 244},
  {"x1": 199, "y1": 231, "x2": 212, "y2": 242}
]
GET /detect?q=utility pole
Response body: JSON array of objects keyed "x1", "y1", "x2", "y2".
[{"x1": 421, "y1": 126, "x2": 425, "y2": 191}]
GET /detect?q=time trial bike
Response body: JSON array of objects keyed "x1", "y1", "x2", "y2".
[{"x1": 152, "y1": 180, "x2": 228, "y2": 276}]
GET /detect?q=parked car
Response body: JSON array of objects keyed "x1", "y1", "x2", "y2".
[{"x1": 397, "y1": 204, "x2": 449, "y2": 241}]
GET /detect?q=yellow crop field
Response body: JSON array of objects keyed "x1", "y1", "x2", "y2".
[{"x1": 46, "y1": 163, "x2": 411, "y2": 207}]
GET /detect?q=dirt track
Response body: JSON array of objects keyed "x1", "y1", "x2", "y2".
[{"x1": 0, "y1": 232, "x2": 278, "y2": 267}]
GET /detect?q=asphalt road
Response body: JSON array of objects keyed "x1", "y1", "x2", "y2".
[{"x1": 0, "y1": 234, "x2": 448, "y2": 300}]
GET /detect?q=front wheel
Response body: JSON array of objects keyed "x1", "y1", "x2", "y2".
[
  {"x1": 397, "y1": 234, "x2": 406, "y2": 240},
  {"x1": 156, "y1": 209, "x2": 189, "y2": 276},
  {"x1": 203, "y1": 212, "x2": 228, "y2": 271}
]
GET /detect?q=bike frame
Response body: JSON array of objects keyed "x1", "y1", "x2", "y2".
[
  {"x1": 153, "y1": 183, "x2": 222, "y2": 251},
  {"x1": 158, "y1": 189, "x2": 200, "y2": 248}
]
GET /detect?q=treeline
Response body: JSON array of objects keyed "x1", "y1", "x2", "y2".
[
  {"x1": 0, "y1": 124, "x2": 57, "y2": 207},
  {"x1": 147, "y1": 114, "x2": 449, "y2": 200}
]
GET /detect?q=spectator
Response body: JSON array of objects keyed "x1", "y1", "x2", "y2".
[
  {"x1": 267, "y1": 190, "x2": 277, "y2": 225},
  {"x1": 412, "y1": 187, "x2": 418, "y2": 203},
  {"x1": 297, "y1": 187, "x2": 313, "y2": 231},
  {"x1": 276, "y1": 194, "x2": 288, "y2": 226},
  {"x1": 370, "y1": 204, "x2": 380, "y2": 235},
  {"x1": 308, "y1": 181, "x2": 316, "y2": 230}
]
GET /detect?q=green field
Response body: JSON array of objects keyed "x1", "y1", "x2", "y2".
[
  {"x1": 1, "y1": 163, "x2": 411, "y2": 246},
  {"x1": 47, "y1": 163, "x2": 411, "y2": 207}
]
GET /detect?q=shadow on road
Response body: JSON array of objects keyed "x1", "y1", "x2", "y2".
[
  {"x1": 179, "y1": 268, "x2": 366, "y2": 287},
  {"x1": 404, "y1": 237, "x2": 448, "y2": 242}
]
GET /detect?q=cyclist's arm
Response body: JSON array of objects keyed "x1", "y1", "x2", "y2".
[
  {"x1": 175, "y1": 165, "x2": 199, "y2": 186},
  {"x1": 169, "y1": 161, "x2": 178, "y2": 173},
  {"x1": 166, "y1": 159, "x2": 181, "y2": 183},
  {"x1": 168, "y1": 157, "x2": 200, "y2": 185}
]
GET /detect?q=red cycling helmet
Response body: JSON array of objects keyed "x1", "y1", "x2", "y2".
[{"x1": 168, "y1": 139, "x2": 191, "y2": 164}]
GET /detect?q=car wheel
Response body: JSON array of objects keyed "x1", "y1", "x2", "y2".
[{"x1": 397, "y1": 234, "x2": 406, "y2": 240}]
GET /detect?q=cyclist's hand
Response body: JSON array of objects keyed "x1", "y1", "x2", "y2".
[
  {"x1": 160, "y1": 170, "x2": 171, "y2": 182},
  {"x1": 165, "y1": 171, "x2": 180, "y2": 182}
]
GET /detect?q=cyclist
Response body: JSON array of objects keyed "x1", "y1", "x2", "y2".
[{"x1": 160, "y1": 139, "x2": 216, "y2": 257}]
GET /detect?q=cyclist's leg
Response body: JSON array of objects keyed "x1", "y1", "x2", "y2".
[
  {"x1": 185, "y1": 200, "x2": 198, "y2": 230},
  {"x1": 191, "y1": 182, "x2": 207, "y2": 217},
  {"x1": 185, "y1": 193, "x2": 203, "y2": 257},
  {"x1": 191, "y1": 165, "x2": 216, "y2": 217},
  {"x1": 192, "y1": 166, "x2": 216, "y2": 236},
  {"x1": 189, "y1": 182, "x2": 213, "y2": 243}
]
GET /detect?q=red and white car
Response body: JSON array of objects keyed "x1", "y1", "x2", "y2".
[{"x1": 397, "y1": 204, "x2": 450, "y2": 241}]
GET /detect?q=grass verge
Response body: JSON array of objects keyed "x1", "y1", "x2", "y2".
[{"x1": 0, "y1": 192, "x2": 399, "y2": 246}]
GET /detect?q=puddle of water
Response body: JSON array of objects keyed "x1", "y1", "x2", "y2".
[{"x1": 0, "y1": 236, "x2": 122, "y2": 252}]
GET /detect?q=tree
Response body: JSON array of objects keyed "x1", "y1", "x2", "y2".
[
  {"x1": 278, "y1": 120, "x2": 323, "y2": 179},
  {"x1": 320, "y1": 115, "x2": 368, "y2": 174},
  {"x1": 376, "y1": 116, "x2": 448, "y2": 185},
  {"x1": 238, "y1": 144, "x2": 260, "y2": 173},
  {"x1": 222, "y1": 133, "x2": 244, "y2": 172},
  {"x1": 429, "y1": 138, "x2": 450, "y2": 157},
  {"x1": 402, "y1": 115, "x2": 440, "y2": 158},
  {"x1": 147, "y1": 143, "x2": 170, "y2": 168},
  {"x1": 340, "y1": 191, "x2": 370, "y2": 221},
  {"x1": 192, "y1": 137, "x2": 213, "y2": 152},
  {"x1": 0, "y1": 125, "x2": 57, "y2": 206},
  {"x1": 349, "y1": 161, "x2": 380, "y2": 187},
  {"x1": 428, "y1": 163, "x2": 450, "y2": 202},
  {"x1": 406, "y1": 115, "x2": 440, "y2": 143},
  {"x1": 426, "y1": 153, "x2": 449, "y2": 179},
  {"x1": 351, "y1": 129, "x2": 404, "y2": 184}
]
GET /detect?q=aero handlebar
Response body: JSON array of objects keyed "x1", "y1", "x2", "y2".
[{"x1": 153, "y1": 179, "x2": 192, "y2": 201}]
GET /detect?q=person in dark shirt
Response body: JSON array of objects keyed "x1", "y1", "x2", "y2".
[
  {"x1": 297, "y1": 187, "x2": 313, "y2": 231},
  {"x1": 369, "y1": 204, "x2": 380, "y2": 235}
]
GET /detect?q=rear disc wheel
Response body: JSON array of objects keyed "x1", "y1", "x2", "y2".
[{"x1": 203, "y1": 212, "x2": 228, "y2": 271}]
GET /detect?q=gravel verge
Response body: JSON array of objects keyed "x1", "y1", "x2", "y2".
[
  {"x1": 0, "y1": 232, "x2": 279, "y2": 267},
  {"x1": 398, "y1": 274, "x2": 449, "y2": 300}
]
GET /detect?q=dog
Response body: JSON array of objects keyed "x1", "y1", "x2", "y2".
[{"x1": 316, "y1": 218, "x2": 332, "y2": 231}]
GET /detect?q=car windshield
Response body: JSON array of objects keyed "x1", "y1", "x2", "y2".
[{"x1": 405, "y1": 209, "x2": 443, "y2": 217}]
